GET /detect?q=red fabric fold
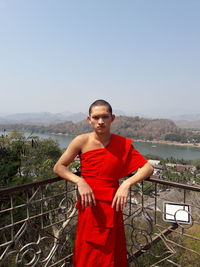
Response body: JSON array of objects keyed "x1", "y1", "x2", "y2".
[
  {"x1": 73, "y1": 134, "x2": 147, "y2": 267},
  {"x1": 84, "y1": 203, "x2": 114, "y2": 246},
  {"x1": 76, "y1": 188, "x2": 116, "y2": 246}
]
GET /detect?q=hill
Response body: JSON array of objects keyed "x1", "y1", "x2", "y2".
[
  {"x1": 174, "y1": 120, "x2": 200, "y2": 130},
  {"x1": 111, "y1": 116, "x2": 180, "y2": 140},
  {"x1": 1, "y1": 116, "x2": 199, "y2": 143},
  {"x1": 0, "y1": 112, "x2": 86, "y2": 124}
]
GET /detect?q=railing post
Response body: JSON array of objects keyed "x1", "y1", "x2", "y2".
[
  {"x1": 154, "y1": 182, "x2": 157, "y2": 225},
  {"x1": 141, "y1": 181, "x2": 144, "y2": 211}
]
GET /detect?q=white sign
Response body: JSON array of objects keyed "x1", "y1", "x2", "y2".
[{"x1": 163, "y1": 202, "x2": 192, "y2": 224}]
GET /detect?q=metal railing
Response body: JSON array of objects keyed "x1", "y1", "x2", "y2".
[
  {"x1": 125, "y1": 176, "x2": 200, "y2": 266},
  {"x1": 1, "y1": 176, "x2": 200, "y2": 266},
  {"x1": 0, "y1": 177, "x2": 77, "y2": 267}
]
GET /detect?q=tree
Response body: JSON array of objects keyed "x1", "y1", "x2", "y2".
[
  {"x1": 0, "y1": 131, "x2": 62, "y2": 186},
  {"x1": 0, "y1": 146, "x2": 21, "y2": 185}
]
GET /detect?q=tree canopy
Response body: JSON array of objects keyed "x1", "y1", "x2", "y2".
[{"x1": 0, "y1": 131, "x2": 62, "y2": 187}]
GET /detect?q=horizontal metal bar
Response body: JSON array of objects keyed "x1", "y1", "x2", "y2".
[
  {"x1": 42, "y1": 218, "x2": 70, "y2": 230},
  {"x1": 0, "y1": 206, "x2": 69, "y2": 231},
  {"x1": 0, "y1": 177, "x2": 63, "y2": 195},
  {"x1": 0, "y1": 240, "x2": 13, "y2": 248},
  {"x1": 1, "y1": 175, "x2": 200, "y2": 196},
  {"x1": 148, "y1": 176, "x2": 200, "y2": 192}
]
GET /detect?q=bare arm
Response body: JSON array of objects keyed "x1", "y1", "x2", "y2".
[
  {"x1": 112, "y1": 162, "x2": 154, "y2": 211},
  {"x1": 53, "y1": 136, "x2": 96, "y2": 207}
]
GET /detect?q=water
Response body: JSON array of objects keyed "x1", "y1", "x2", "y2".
[
  {"x1": 133, "y1": 141, "x2": 200, "y2": 160},
  {"x1": 1, "y1": 131, "x2": 200, "y2": 160}
]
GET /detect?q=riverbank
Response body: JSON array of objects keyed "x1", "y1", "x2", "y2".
[
  {"x1": 134, "y1": 139, "x2": 200, "y2": 148},
  {"x1": 49, "y1": 132, "x2": 200, "y2": 149}
]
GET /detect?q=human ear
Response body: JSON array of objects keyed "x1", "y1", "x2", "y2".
[
  {"x1": 111, "y1": 114, "x2": 115, "y2": 122},
  {"x1": 87, "y1": 116, "x2": 91, "y2": 124}
]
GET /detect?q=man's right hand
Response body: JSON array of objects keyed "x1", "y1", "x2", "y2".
[{"x1": 77, "y1": 179, "x2": 96, "y2": 208}]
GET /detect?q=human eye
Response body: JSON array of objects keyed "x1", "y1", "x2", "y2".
[
  {"x1": 92, "y1": 116, "x2": 99, "y2": 120},
  {"x1": 102, "y1": 115, "x2": 109, "y2": 119}
]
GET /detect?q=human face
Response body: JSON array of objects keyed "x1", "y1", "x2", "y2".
[{"x1": 87, "y1": 105, "x2": 115, "y2": 134}]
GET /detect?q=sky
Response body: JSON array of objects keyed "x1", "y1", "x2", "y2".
[{"x1": 0, "y1": 0, "x2": 199, "y2": 118}]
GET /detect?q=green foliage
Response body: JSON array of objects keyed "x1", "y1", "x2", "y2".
[
  {"x1": 0, "y1": 146, "x2": 20, "y2": 184},
  {"x1": 192, "y1": 159, "x2": 200, "y2": 170},
  {"x1": 145, "y1": 154, "x2": 163, "y2": 160},
  {"x1": 0, "y1": 131, "x2": 62, "y2": 186},
  {"x1": 165, "y1": 133, "x2": 188, "y2": 143},
  {"x1": 69, "y1": 160, "x2": 81, "y2": 174},
  {"x1": 165, "y1": 132, "x2": 200, "y2": 144},
  {"x1": 160, "y1": 157, "x2": 192, "y2": 165},
  {"x1": 179, "y1": 224, "x2": 200, "y2": 265}
]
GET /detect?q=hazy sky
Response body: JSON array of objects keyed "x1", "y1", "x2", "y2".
[{"x1": 0, "y1": 0, "x2": 199, "y2": 118}]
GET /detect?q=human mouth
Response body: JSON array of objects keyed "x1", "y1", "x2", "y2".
[{"x1": 97, "y1": 126, "x2": 105, "y2": 129}]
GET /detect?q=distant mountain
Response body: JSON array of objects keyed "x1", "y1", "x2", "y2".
[
  {"x1": 174, "y1": 120, "x2": 200, "y2": 129},
  {"x1": 0, "y1": 115, "x2": 191, "y2": 142},
  {"x1": 2, "y1": 111, "x2": 200, "y2": 140},
  {"x1": 170, "y1": 114, "x2": 200, "y2": 121},
  {"x1": 1, "y1": 112, "x2": 86, "y2": 124},
  {"x1": 166, "y1": 113, "x2": 200, "y2": 129},
  {"x1": 0, "y1": 117, "x2": 8, "y2": 123},
  {"x1": 168, "y1": 114, "x2": 200, "y2": 129},
  {"x1": 65, "y1": 112, "x2": 86, "y2": 122},
  {"x1": 3, "y1": 111, "x2": 200, "y2": 126},
  {"x1": 113, "y1": 109, "x2": 126, "y2": 116},
  {"x1": 178, "y1": 114, "x2": 200, "y2": 121}
]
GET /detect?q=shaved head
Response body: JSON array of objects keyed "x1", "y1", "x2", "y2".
[{"x1": 89, "y1": 99, "x2": 112, "y2": 115}]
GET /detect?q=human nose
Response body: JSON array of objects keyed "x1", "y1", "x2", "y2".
[{"x1": 98, "y1": 117, "x2": 104, "y2": 124}]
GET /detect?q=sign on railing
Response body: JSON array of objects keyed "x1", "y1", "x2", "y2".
[{"x1": 163, "y1": 202, "x2": 192, "y2": 224}]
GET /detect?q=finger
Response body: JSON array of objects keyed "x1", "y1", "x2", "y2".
[
  {"x1": 121, "y1": 197, "x2": 127, "y2": 210},
  {"x1": 81, "y1": 195, "x2": 85, "y2": 207},
  {"x1": 84, "y1": 196, "x2": 88, "y2": 207},
  {"x1": 87, "y1": 194, "x2": 94, "y2": 207},
  {"x1": 120, "y1": 199, "x2": 124, "y2": 210},
  {"x1": 120, "y1": 198, "x2": 124, "y2": 211},
  {"x1": 112, "y1": 196, "x2": 117, "y2": 209},
  {"x1": 116, "y1": 197, "x2": 121, "y2": 212},
  {"x1": 82, "y1": 194, "x2": 89, "y2": 207},
  {"x1": 123, "y1": 197, "x2": 127, "y2": 207},
  {"x1": 87, "y1": 195, "x2": 92, "y2": 207},
  {"x1": 85, "y1": 195, "x2": 89, "y2": 207},
  {"x1": 118, "y1": 197, "x2": 125, "y2": 211},
  {"x1": 91, "y1": 193, "x2": 96, "y2": 206},
  {"x1": 86, "y1": 193, "x2": 96, "y2": 207}
]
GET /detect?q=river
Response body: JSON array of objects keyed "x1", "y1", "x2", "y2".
[
  {"x1": 2, "y1": 131, "x2": 200, "y2": 160},
  {"x1": 23, "y1": 132, "x2": 200, "y2": 160}
]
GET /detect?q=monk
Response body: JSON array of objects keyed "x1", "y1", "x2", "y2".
[{"x1": 53, "y1": 99, "x2": 154, "y2": 267}]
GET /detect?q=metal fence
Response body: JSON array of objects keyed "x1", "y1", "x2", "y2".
[
  {"x1": 1, "y1": 176, "x2": 200, "y2": 267},
  {"x1": 126, "y1": 177, "x2": 200, "y2": 266}
]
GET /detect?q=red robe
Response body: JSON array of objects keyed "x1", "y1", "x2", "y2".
[{"x1": 73, "y1": 134, "x2": 147, "y2": 267}]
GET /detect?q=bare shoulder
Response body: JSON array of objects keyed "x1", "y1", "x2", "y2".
[
  {"x1": 69, "y1": 133, "x2": 90, "y2": 151},
  {"x1": 72, "y1": 133, "x2": 90, "y2": 144}
]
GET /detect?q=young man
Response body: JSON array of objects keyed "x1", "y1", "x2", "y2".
[{"x1": 53, "y1": 99, "x2": 153, "y2": 267}]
